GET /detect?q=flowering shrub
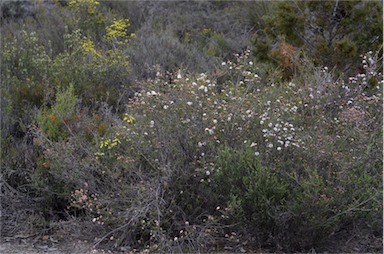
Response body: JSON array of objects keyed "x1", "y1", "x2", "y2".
[
  {"x1": 2, "y1": 45, "x2": 373, "y2": 252},
  {"x1": 40, "y1": 49, "x2": 373, "y2": 251},
  {"x1": 105, "y1": 18, "x2": 136, "y2": 45}
]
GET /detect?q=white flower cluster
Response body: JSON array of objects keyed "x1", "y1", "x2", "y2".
[
  {"x1": 221, "y1": 48, "x2": 261, "y2": 90},
  {"x1": 261, "y1": 120, "x2": 303, "y2": 150},
  {"x1": 259, "y1": 99, "x2": 304, "y2": 151}
]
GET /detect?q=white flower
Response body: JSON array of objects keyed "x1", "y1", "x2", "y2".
[
  {"x1": 277, "y1": 147, "x2": 282, "y2": 151},
  {"x1": 249, "y1": 61, "x2": 253, "y2": 65},
  {"x1": 250, "y1": 142, "x2": 257, "y2": 148},
  {"x1": 163, "y1": 105, "x2": 169, "y2": 109},
  {"x1": 222, "y1": 62, "x2": 226, "y2": 66},
  {"x1": 255, "y1": 152, "x2": 260, "y2": 156},
  {"x1": 150, "y1": 120, "x2": 155, "y2": 128},
  {"x1": 205, "y1": 128, "x2": 214, "y2": 135},
  {"x1": 260, "y1": 120, "x2": 264, "y2": 125},
  {"x1": 187, "y1": 101, "x2": 193, "y2": 106},
  {"x1": 206, "y1": 170, "x2": 210, "y2": 176},
  {"x1": 213, "y1": 119, "x2": 218, "y2": 124},
  {"x1": 268, "y1": 143, "x2": 273, "y2": 148}
]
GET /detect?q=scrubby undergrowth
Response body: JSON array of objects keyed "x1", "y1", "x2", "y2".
[{"x1": 1, "y1": 1, "x2": 382, "y2": 253}]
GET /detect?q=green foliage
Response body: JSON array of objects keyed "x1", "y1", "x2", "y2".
[
  {"x1": 37, "y1": 83, "x2": 77, "y2": 141},
  {"x1": 214, "y1": 147, "x2": 288, "y2": 232},
  {"x1": 206, "y1": 31, "x2": 231, "y2": 57},
  {"x1": 67, "y1": 0, "x2": 106, "y2": 38},
  {"x1": 1, "y1": 29, "x2": 52, "y2": 115},
  {"x1": 49, "y1": 28, "x2": 130, "y2": 105}
]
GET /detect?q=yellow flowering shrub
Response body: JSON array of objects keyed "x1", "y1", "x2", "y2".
[
  {"x1": 105, "y1": 18, "x2": 136, "y2": 45},
  {"x1": 68, "y1": 0, "x2": 100, "y2": 15},
  {"x1": 95, "y1": 135, "x2": 121, "y2": 160},
  {"x1": 82, "y1": 38, "x2": 101, "y2": 58}
]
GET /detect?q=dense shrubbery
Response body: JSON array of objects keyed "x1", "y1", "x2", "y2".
[
  {"x1": 1, "y1": 1, "x2": 382, "y2": 253},
  {"x1": 252, "y1": 1, "x2": 383, "y2": 78}
]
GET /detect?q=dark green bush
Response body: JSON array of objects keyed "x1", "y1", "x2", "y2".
[
  {"x1": 253, "y1": 1, "x2": 383, "y2": 78},
  {"x1": 214, "y1": 147, "x2": 288, "y2": 234}
]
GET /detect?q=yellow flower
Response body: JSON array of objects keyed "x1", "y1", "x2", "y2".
[
  {"x1": 123, "y1": 113, "x2": 135, "y2": 124},
  {"x1": 105, "y1": 18, "x2": 135, "y2": 44},
  {"x1": 82, "y1": 39, "x2": 101, "y2": 58}
]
